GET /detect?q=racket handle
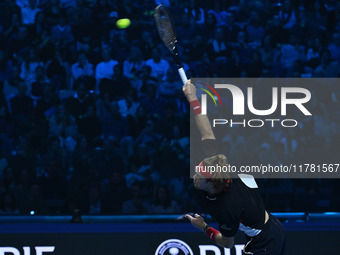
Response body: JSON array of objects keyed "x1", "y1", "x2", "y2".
[{"x1": 178, "y1": 67, "x2": 188, "y2": 85}]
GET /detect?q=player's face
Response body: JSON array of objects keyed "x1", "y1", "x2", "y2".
[{"x1": 193, "y1": 173, "x2": 210, "y2": 191}]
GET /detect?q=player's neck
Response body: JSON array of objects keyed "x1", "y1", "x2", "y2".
[{"x1": 206, "y1": 186, "x2": 223, "y2": 196}]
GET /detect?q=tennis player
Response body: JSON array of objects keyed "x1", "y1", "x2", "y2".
[{"x1": 183, "y1": 80, "x2": 287, "y2": 255}]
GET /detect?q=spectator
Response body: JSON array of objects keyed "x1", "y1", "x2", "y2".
[
  {"x1": 186, "y1": 2, "x2": 205, "y2": 25},
  {"x1": 291, "y1": 6, "x2": 309, "y2": 40},
  {"x1": 314, "y1": 50, "x2": 340, "y2": 77},
  {"x1": 130, "y1": 65, "x2": 156, "y2": 96},
  {"x1": 187, "y1": 35, "x2": 207, "y2": 62},
  {"x1": 328, "y1": 32, "x2": 340, "y2": 62},
  {"x1": 118, "y1": 87, "x2": 140, "y2": 118},
  {"x1": 111, "y1": 63, "x2": 131, "y2": 100},
  {"x1": 87, "y1": 185, "x2": 103, "y2": 214},
  {"x1": 59, "y1": 0, "x2": 76, "y2": 9},
  {"x1": 246, "y1": 11, "x2": 265, "y2": 43},
  {"x1": 149, "y1": 185, "x2": 181, "y2": 214},
  {"x1": 0, "y1": 106, "x2": 13, "y2": 158},
  {"x1": 200, "y1": 11, "x2": 218, "y2": 40},
  {"x1": 138, "y1": 31, "x2": 155, "y2": 60},
  {"x1": 31, "y1": 65, "x2": 49, "y2": 98},
  {"x1": 48, "y1": 103, "x2": 78, "y2": 138},
  {"x1": 95, "y1": 46, "x2": 118, "y2": 91},
  {"x1": 117, "y1": 0, "x2": 140, "y2": 21},
  {"x1": 102, "y1": 171, "x2": 129, "y2": 214},
  {"x1": 46, "y1": 49, "x2": 71, "y2": 90},
  {"x1": 20, "y1": 47, "x2": 43, "y2": 88},
  {"x1": 3, "y1": 12, "x2": 21, "y2": 43},
  {"x1": 267, "y1": 15, "x2": 289, "y2": 46},
  {"x1": 128, "y1": 105, "x2": 148, "y2": 138},
  {"x1": 193, "y1": 52, "x2": 218, "y2": 77},
  {"x1": 100, "y1": 100, "x2": 128, "y2": 138},
  {"x1": 3, "y1": 65, "x2": 24, "y2": 104},
  {"x1": 71, "y1": 135, "x2": 92, "y2": 180},
  {"x1": 0, "y1": 0, "x2": 22, "y2": 32},
  {"x1": 159, "y1": 67, "x2": 182, "y2": 98},
  {"x1": 121, "y1": 182, "x2": 149, "y2": 214},
  {"x1": 259, "y1": 35, "x2": 275, "y2": 65},
  {"x1": 2, "y1": 163, "x2": 14, "y2": 186},
  {"x1": 0, "y1": 49, "x2": 13, "y2": 83},
  {"x1": 0, "y1": 191, "x2": 20, "y2": 214},
  {"x1": 246, "y1": 50, "x2": 264, "y2": 77},
  {"x1": 278, "y1": 0, "x2": 297, "y2": 30},
  {"x1": 64, "y1": 77, "x2": 96, "y2": 120},
  {"x1": 7, "y1": 26, "x2": 30, "y2": 56},
  {"x1": 140, "y1": 81, "x2": 164, "y2": 116},
  {"x1": 37, "y1": 158, "x2": 68, "y2": 201},
  {"x1": 41, "y1": 0, "x2": 62, "y2": 27},
  {"x1": 280, "y1": 34, "x2": 305, "y2": 71},
  {"x1": 174, "y1": 12, "x2": 197, "y2": 45},
  {"x1": 169, "y1": 125, "x2": 189, "y2": 151},
  {"x1": 50, "y1": 13, "x2": 74, "y2": 43},
  {"x1": 123, "y1": 47, "x2": 145, "y2": 80},
  {"x1": 41, "y1": 136, "x2": 65, "y2": 166},
  {"x1": 9, "y1": 81, "x2": 33, "y2": 115},
  {"x1": 145, "y1": 48, "x2": 169, "y2": 81},
  {"x1": 207, "y1": 27, "x2": 228, "y2": 61},
  {"x1": 77, "y1": 105, "x2": 101, "y2": 143},
  {"x1": 129, "y1": 143, "x2": 151, "y2": 171},
  {"x1": 135, "y1": 119, "x2": 161, "y2": 148},
  {"x1": 116, "y1": 136, "x2": 134, "y2": 170},
  {"x1": 110, "y1": 30, "x2": 130, "y2": 62},
  {"x1": 229, "y1": 31, "x2": 252, "y2": 67},
  {"x1": 19, "y1": 0, "x2": 41, "y2": 26},
  {"x1": 307, "y1": 0, "x2": 327, "y2": 33},
  {"x1": 10, "y1": 167, "x2": 28, "y2": 199},
  {"x1": 34, "y1": 28, "x2": 55, "y2": 63},
  {"x1": 32, "y1": 11, "x2": 47, "y2": 38},
  {"x1": 71, "y1": 6, "x2": 95, "y2": 42},
  {"x1": 35, "y1": 83, "x2": 60, "y2": 118},
  {"x1": 71, "y1": 51, "x2": 94, "y2": 82},
  {"x1": 306, "y1": 37, "x2": 323, "y2": 69}
]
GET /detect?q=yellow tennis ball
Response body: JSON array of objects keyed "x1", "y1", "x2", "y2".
[{"x1": 116, "y1": 18, "x2": 131, "y2": 29}]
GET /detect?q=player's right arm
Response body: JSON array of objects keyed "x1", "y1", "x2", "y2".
[
  {"x1": 185, "y1": 213, "x2": 234, "y2": 248},
  {"x1": 182, "y1": 80, "x2": 215, "y2": 141},
  {"x1": 214, "y1": 233, "x2": 235, "y2": 249}
]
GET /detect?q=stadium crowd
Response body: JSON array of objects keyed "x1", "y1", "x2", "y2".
[{"x1": 0, "y1": 0, "x2": 339, "y2": 215}]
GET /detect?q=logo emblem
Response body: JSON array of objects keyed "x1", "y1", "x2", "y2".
[
  {"x1": 155, "y1": 239, "x2": 194, "y2": 255},
  {"x1": 198, "y1": 82, "x2": 222, "y2": 107}
]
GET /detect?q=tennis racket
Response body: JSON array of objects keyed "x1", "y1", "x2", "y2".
[{"x1": 154, "y1": 5, "x2": 188, "y2": 86}]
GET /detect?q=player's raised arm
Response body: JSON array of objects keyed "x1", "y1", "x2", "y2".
[{"x1": 182, "y1": 80, "x2": 215, "y2": 141}]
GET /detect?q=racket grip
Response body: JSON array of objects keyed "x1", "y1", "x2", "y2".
[{"x1": 178, "y1": 67, "x2": 188, "y2": 85}]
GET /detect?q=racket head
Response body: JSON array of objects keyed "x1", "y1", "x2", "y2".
[{"x1": 154, "y1": 5, "x2": 177, "y2": 52}]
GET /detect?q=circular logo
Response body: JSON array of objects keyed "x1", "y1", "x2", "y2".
[{"x1": 155, "y1": 239, "x2": 194, "y2": 255}]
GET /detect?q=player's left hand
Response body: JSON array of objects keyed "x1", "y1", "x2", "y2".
[{"x1": 185, "y1": 213, "x2": 206, "y2": 231}]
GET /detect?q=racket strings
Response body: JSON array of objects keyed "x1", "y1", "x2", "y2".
[{"x1": 154, "y1": 7, "x2": 177, "y2": 52}]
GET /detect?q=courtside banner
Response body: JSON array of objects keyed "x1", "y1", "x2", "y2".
[
  {"x1": 190, "y1": 78, "x2": 340, "y2": 178},
  {"x1": 1, "y1": 222, "x2": 339, "y2": 255}
]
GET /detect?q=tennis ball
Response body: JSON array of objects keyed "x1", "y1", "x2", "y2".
[{"x1": 116, "y1": 18, "x2": 131, "y2": 29}]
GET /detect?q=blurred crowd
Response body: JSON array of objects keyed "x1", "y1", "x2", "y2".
[{"x1": 0, "y1": 0, "x2": 339, "y2": 215}]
